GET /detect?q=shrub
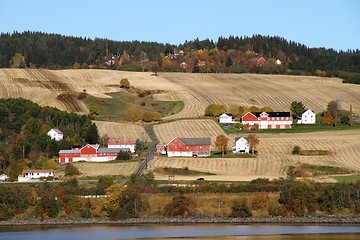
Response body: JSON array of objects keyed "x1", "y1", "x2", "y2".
[
  {"x1": 229, "y1": 199, "x2": 252, "y2": 218},
  {"x1": 120, "y1": 78, "x2": 130, "y2": 88},
  {"x1": 164, "y1": 195, "x2": 191, "y2": 217},
  {"x1": 116, "y1": 150, "x2": 131, "y2": 160},
  {"x1": 65, "y1": 164, "x2": 80, "y2": 176},
  {"x1": 292, "y1": 145, "x2": 301, "y2": 155}
]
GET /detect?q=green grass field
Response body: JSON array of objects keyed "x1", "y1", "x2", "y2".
[
  {"x1": 332, "y1": 174, "x2": 360, "y2": 183},
  {"x1": 83, "y1": 91, "x2": 184, "y2": 121}
]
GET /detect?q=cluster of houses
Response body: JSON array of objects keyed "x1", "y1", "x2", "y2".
[{"x1": 219, "y1": 109, "x2": 316, "y2": 129}]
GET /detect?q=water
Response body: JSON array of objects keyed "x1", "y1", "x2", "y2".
[{"x1": 1, "y1": 224, "x2": 360, "y2": 239}]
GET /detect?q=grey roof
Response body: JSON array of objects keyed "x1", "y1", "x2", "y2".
[
  {"x1": 98, "y1": 148, "x2": 130, "y2": 154},
  {"x1": 52, "y1": 128, "x2": 63, "y2": 134},
  {"x1": 250, "y1": 112, "x2": 291, "y2": 118},
  {"x1": 59, "y1": 149, "x2": 80, "y2": 154},
  {"x1": 178, "y1": 138, "x2": 211, "y2": 146}
]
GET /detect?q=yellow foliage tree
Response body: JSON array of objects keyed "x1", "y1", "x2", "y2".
[{"x1": 103, "y1": 183, "x2": 125, "y2": 216}]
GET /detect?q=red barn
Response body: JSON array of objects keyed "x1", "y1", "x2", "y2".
[
  {"x1": 252, "y1": 57, "x2": 267, "y2": 65},
  {"x1": 166, "y1": 137, "x2": 211, "y2": 157},
  {"x1": 59, "y1": 144, "x2": 130, "y2": 163},
  {"x1": 241, "y1": 111, "x2": 293, "y2": 129}
]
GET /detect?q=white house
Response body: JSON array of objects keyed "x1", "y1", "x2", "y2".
[
  {"x1": 18, "y1": 169, "x2": 54, "y2": 182},
  {"x1": 0, "y1": 174, "x2": 9, "y2": 181},
  {"x1": 297, "y1": 109, "x2": 316, "y2": 124},
  {"x1": 219, "y1": 113, "x2": 237, "y2": 124},
  {"x1": 232, "y1": 137, "x2": 249, "y2": 154},
  {"x1": 47, "y1": 128, "x2": 63, "y2": 141},
  {"x1": 108, "y1": 140, "x2": 136, "y2": 153},
  {"x1": 275, "y1": 59, "x2": 282, "y2": 65}
]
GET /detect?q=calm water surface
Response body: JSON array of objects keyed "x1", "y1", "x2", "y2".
[{"x1": 1, "y1": 224, "x2": 360, "y2": 239}]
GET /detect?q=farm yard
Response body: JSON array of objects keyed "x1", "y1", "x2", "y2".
[
  {"x1": 94, "y1": 121, "x2": 150, "y2": 142},
  {"x1": 151, "y1": 129, "x2": 360, "y2": 182},
  {"x1": 153, "y1": 119, "x2": 230, "y2": 148}
]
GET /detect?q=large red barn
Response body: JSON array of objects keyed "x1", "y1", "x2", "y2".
[
  {"x1": 241, "y1": 111, "x2": 292, "y2": 129},
  {"x1": 166, "y1": 137, "x2": 211, "y2": 157}
]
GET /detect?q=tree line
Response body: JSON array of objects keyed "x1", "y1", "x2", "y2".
[
  {"x1": 1, "y1": 176, "x2": 360, "y2": 220},
  {"x1": 1, "y1": 31, "x2": 360, "y2": 83},
  {"x1": 0, "y1": 98, "x2": 99, "y2": 179}
]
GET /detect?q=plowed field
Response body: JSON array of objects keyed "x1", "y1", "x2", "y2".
[{"x1": 94, "y1": 121, "x2": 150, "y2": 142}]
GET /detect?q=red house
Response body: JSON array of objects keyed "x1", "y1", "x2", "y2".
[
  {"x1": 166, "y1": 137, "x2": 211, "y2": 157},
  {"x1": 252, "y1": 57, "x2": 267, "y2": 65},
  {"x1": 59, "y1": 144, "x2": 130, "y2": 163},
  {"x1": 241, "y1": 112, "x2": 293, "y2": 129}
]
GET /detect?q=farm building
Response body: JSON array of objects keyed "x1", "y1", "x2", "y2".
[
  {"x1": 18, "y1": 169, "x2": 54, "y2": 182},
  {"x1": 108, "y1": 140, "x2": 136, "y2": 153},
  {"x1": 252, "y1": 57, "x2": 267, "y2": 65},
  {"x1": 59, "y1": 144, "x2": 130, "y2": 163},
  {"x1": 297, "y1": 109, "x2": 316, "y2": 124},
  {"x1": 219, "y1": 113, "x2": 237, "y2": 124},
  {"x1": 241, "y1": 111, "x2": 293, "y2": 129},
  {"x1": 0, "y1": 174, "x2": 9, "y2": 181},
  {"x1": 166, "y1": 137, "x2": 211, "y2": 157},
  {"x1": 156, "y1": 142, "x2": 167, "y2": 155},
  {"x1": 232, "y1": 137, "x2": 249, "y2": 154},
  {"x1": 47, "y1": 128, "x2": 63, "y2": 141}
]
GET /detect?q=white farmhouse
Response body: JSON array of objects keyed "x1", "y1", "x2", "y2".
[
  {"x1": 219, "y1": 113, "x2": 237, "y2": 124},
  {"x1": 47, "y1": 128, "x2": 63, "y2": 141},
  {"x1": 0, "y1": 174, "x2": 9, "y2": 181},
  {"x1": 232, "y1": 137, "x2": 249, "y2": 154},
  {"x1": 18, "y1": 169, "x2": 54, "y2": 182},
  {"x1": 275, "y1": 59, "x2": 282, "y2": 65},
  {"x1": 297, "y1": 109, "x2": 316, "y2": 124},
  {"x1": 108, "y1": 140, "x2": 136, "y2": 153}
]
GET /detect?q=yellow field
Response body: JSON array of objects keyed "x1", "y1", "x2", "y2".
[
  {"x1": 73, "y1": 162, "x2": 139, "y2": 177},
  {"x1": 94, "y1": 121, "x2": 150, "y2": 142},
  {"x1": 1, "y1": 69, "x2": 360, "y2": 119},
  {"x1": 151, "y1": 129, "x2": 360, "y2": 181}
]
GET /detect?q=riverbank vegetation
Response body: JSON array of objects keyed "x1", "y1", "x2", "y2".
[{"x1": 2, "y1": 176, "x2": 360, "y2": 221}]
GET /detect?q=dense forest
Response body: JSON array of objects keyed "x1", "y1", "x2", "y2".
[
  {"x1": 0, "y1": 98, "x2": 99, "y2": 179},
  {"x1": 1, "y1": 31, "x2": 360, "y2": 83}
]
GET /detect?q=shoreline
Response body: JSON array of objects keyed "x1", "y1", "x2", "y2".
[{"x1": 2, "y1": 215, "x2": 360, "y2": 226}]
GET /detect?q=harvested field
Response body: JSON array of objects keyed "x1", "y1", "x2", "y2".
[
  {"x1": 94, "y1": 121, "x2": 150, "y2": 142},
  {"x1": 73, "y1": 162, "x2": 139, "y2": 177},
  {"x1": 151, "y1": 129, "x2": 360, "y2": 181},
  {"x1": 153, "y1": 119, "x2": 229, "y2": 148},
  {"x1": 1, "y1": 69, "x2": 360, "y2": 120}
]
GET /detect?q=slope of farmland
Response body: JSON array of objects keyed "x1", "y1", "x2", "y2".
[
  {"x1": 151, "y1": 129, "x2": 360, "y2": 181},
  {"x1": 72, "y1": 162, "x2": 139, "y2": 177},
  {"x1": 153, "y1": 119, "x2": 229, "y2": 148},
  {"x1": 1, "y1": 69, "x2": 360, "y2": 120},
  {"x1": 94, "y1": 121, "x2": 150, "y2": 142}
]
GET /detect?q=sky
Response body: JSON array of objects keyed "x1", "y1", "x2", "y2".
[{"x1": 1, "y1": 0, "x2": 359, "y2": 51}]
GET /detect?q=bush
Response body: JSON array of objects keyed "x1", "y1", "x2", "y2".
[
  {"x1": 229, "y1": 199, "x2": 252, "y2": 218},
  {"x1": 65, "y1": 164, "x2": 80, "y2": 176},
  {"x1": 267, "y1": 203, "x2": 287, "y2": 217},
  {"x1": 120, "y1": 78, "x2": 130, "y2": 88},
  {"x1": 116, "y1": 150, "x2": 131, "y2": 160},
  {"x1": 292, "y1": 145, "x2": 301, "y2": 155},
  {"x1": 164, "y1": 195, "x2": 191, "y2": 217},
  {"x1": 204, "y1": 104, "x2": 227, "y2": 117}
]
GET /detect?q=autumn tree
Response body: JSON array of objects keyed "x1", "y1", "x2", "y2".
[
  {"x1": 229, "y1": 104, "x2": 240, "y2": 117},
  {"x1": 215, "y1": 135, "x2": 229, "y2": 157},
  {"x1": 290, "y1": 101, "x2": 305, "y2": 118},
  {"x1": 11, "y1": 53, "x2": 26, "y2": 68},
  {"x1": 249, "y1": 105, "x2": 260, "y2": 112},
  {"x1": 246, "y1": 134, "x2": 259, "y2": 154},
  {"x1": 327, "y1": 100, "x2": 339, "y2": 127},
  {"x1": 260, "y1": 106, "x2": 273, "y2": 112},
  {"x1": 103, "y1": 183, "x2": 125, "y2": 218},
  {"x1": 120, "y1": 78, "x2": 130, "y2": 88},
  {"x1": 349, "y1": 105, "x2": 353, "y2": 127},
  {"x1": 205, "y1": 104, "x2": 227, "y2": 117},
  {"x1": 151, "y1": 62, "x2": 160, "y2": 76}
]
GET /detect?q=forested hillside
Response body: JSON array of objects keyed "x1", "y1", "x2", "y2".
[
  {"x1": 0, "y1": 98, "x2": 99, "y2": 179},
  {"x1": 1, "y1": 31, "x2": 359, "y2": 83}
]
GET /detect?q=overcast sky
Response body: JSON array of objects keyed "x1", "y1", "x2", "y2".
[{"x1": 1, "y1": 0, "x2": 359, "y2": 51}]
